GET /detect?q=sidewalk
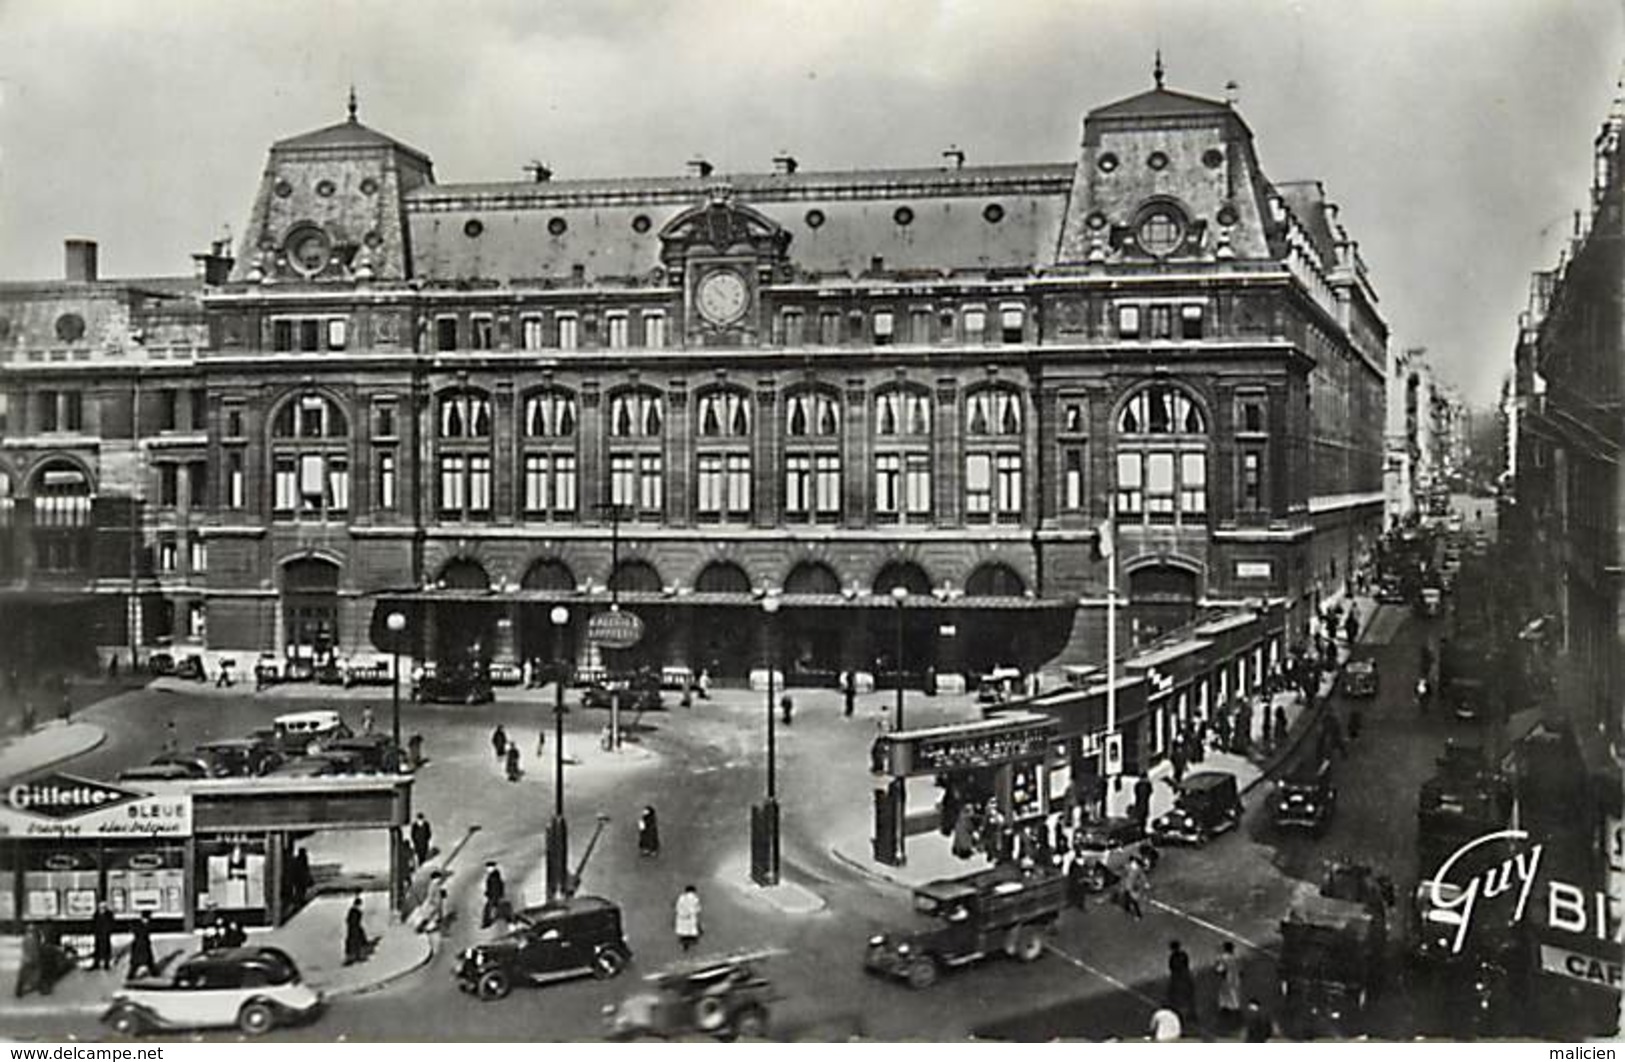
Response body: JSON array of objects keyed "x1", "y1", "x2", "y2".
[
  {"x1": 0, "y1": 720, "x2": 106, "y2": 783},
  {"x1": 2, "y1": 889, "x2": 433, "y2": 1018},
  {"x1": 827, "y1": 594, "x2": 1378, "y2": 893}
]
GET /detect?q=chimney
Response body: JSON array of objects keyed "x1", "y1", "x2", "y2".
[
  {"x1": 1224, "y1": 80, "x2": 1240, "y2": 107},
  {"x1": 687, "y1": 158, "x2": 713, "y2": 178},
  {"x1": 772, "y1": 153, "x2": 798, "y2": 176},
  {"x1": 65, "y1": 239, "x2": 98, "y2": 282},
  {"x1": 192, "y1": 240, "x2": 236, "y2": 285},
  {"x1": 943, "y1": 145, "x2": 966, "y2": 170},
  {"x1": 524, "y1": 160, "x2": 553, "y2": 183}
]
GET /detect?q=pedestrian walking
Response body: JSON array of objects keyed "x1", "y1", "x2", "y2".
[
  {"x1": 1344, "y1": 610, "x2": 1359, "y2": 645},
  {"x1": 361, "y1": 706, "x2": 375, "y2": 734},
  {"x1": 1167, "y1": 940, "x2": 1195, "y2": 1026},
  {"x1": 92, "y1": 901, "x2": 114, "y2": 970},
  {"x1": 423, "y1": 875, "x2": 449, "y2": 933},
  {"x1": 1148, "y1": 1004, "x2": 1182, "y2": 1041},
  {"x1": 1120, "y1": 856, "x2": 1148, "y2": 920},
  {"x1": 221, "y1": 919, "x2": 247, "y2": 948},
  {"x1": 1243, "y1": 998, "x2": 1274, "y2": 1041},
  {"x1": 491, "y1": 724, "x2": 508, "y2": 760},
  {"x1": 290, "y1": 846, "x2": 313, "y2": 908},
  {"x1": 343, "y1": 894, "x2": 369, "y2": 965},
  {"x1": 482, "y1": 861, "x2": 507, "y2": 928},
  {"x1": 410, "y1": 812, "x2": 433, "y2": 868},
  {"x1": 638, "y1": 805, "x2": 661, "y2": 857},
  {"x1": 128, "y1": 912, "x2": 157, "y2": 980},
  {"x1": 164, "y1": 719, "x2": 178, "y2": 753},
  {"x1": 779, "y1": 694, "x2": 794, "y2": 726},
  {"x1": 536, "y1": 727, "x2": 547, "y2": 757},
  {"x1": 1213, "y1": 941, "x2": 1243, "y2": 1030},
  {"x1": 843, "y1": 671, "x2": 856, "y2": 717},
  {"x1": 505, "y1": 743, "x2": 521, "y2": 781},
  {"x1": 15, "y1": 924, "x2": 42, "y2": 998},
  {"x1": 697, "y1": 668, "x2": 711, "y2": 700},
  {"x1": 1416, "y1": 675, "x2": 1431, "y2": 713},
  {"x1": 1170, "y1": 739, "x2": 1187, "y2": 785},
  {"x1": 407, "y1": 733, "x2": 425, "y2": 770},
  {"x1": 1273, "y1": 704, "x2": 1288, "y2": 747},
  {"x1": 58, "y1": 686, "x2": 73, "y2": 721},
  {"x1": 1132, "y1": 774, "x2": 1154, "y2": 825},
  {"x1": 674, "y1": 885, "x2": 703, "y2": 952}
]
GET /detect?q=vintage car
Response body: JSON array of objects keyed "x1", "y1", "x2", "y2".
[
  {"x1": 102, "y1": 946, "x2": 323, "y2": 1037},
  {"x1": 456, "y1": 896, "x2": 631, "y2": 1000},
  {"x1": 1417, "y1": 587, "x2": 1444, "y2": 617},
  {"x1": 605, "y1": 948, "x2": 782, "y2": 1041},
  {"x1": 1068, "y1": 816, "x2": 1150, "y2": 894},
  {"x1": 1339, "y1": 658, "x2": 1379, "y2": 698},
  {"x1": 323, "y1": 734, "x2": 402, "y2": 773},
  {"x1": 271, "y1": 710, "x2": 352, "y2": 755},
  {"x1": 975, "y1": 667, "x2": 1024, "y2": 705},
  {"x1": 488, "y1": 661, "x2": 525, "y2": 687},
  {"x1": 581, "y1": 681, "x2": 665, "y2": 712},
  {"x1": 864, "y1": 865, "x2": 1064, "y2": 988},
  {"x1": 1150, "y1": 771, "x2": 1244, "y2": 845},
  {"x1": 414, "y1": 666, "x2": 495, "y2": 705},
  {"x1": 195, "y1": 737, "x2": 284, "y2": 777},
  {"x1": 1377, "y1": 577, "x2": 1408, "y2": 605},
  {"x1": 1278, "y1": 863, "x2": 1394, "y2": 1038},
  {"x1": 1273, "y1": 759, "x2": 1337, "y2": 834},
  {"x1": 268, "y1": 752, "x2": 361, "y2": 778}
]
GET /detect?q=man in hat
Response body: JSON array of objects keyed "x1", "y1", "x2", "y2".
[
  {"x1": 482, "y1": 861, "x2": 506, "y2": 928},
  {"x1": 410, "y1": 812, "x2": 433, "y2": 869}
]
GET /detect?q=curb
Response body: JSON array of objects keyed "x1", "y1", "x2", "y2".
[
  {"x1": 825, "y1": 844, "x2": 913, "y2": 894},
  {"x1": 325, "y1": 931, "x2": 438, "y2": 1000},
  {"x1": 0, "y1": 725, "x2": 108, "y2": 784}
]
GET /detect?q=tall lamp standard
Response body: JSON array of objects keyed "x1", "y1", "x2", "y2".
[
  {"x1": 751, "y1": 593, "x2": 782, "y2": 886},
  {"x1": 890, "y1": 586, "x2": 908, "y2": 732},
  {"x1": 546, "y1": 605, "x2": 571, "y2": 902},
  {"x1": 386, "y1": 611, "x2": 407, "y2": 753}
]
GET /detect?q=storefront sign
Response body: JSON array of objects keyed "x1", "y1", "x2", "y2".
[
  {"x1": 882, "y1": 718, "x2": 1056, "y2": 775},
  {"x1": 1540, "y1": 944, "x2": 1623, "y2": 990},
  {"x1": 1, "y1": 774, "x2": 191, "y2": 838},
  {"x1": 1235, "y1": 561, "x2": 1273, "y2": 580},
  {"x1": 588, "y1": 609, "x2": 645, "y2": 649}
]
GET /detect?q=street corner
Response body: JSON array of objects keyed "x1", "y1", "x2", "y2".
[
  {"x1": 0, "y1": 720, "x2": 108, "y2": 782},
  {"x1": 714, "y1": 852, "x2": 829, "y2": 915}
]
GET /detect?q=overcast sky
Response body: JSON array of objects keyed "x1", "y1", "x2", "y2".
[{"x1": 1, "y1": 0, "x2": 1620, "y2": 405}]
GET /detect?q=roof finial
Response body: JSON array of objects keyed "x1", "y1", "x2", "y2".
[
  {"x1": 1153, "y1": 49, "x2": 1165, "y2": 90},
  {"x1": 347, "y1": 84, "x2": 358, "y2": 123}
]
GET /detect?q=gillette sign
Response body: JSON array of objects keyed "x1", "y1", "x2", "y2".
[
  {"x1": 1425, "y1": 829, "x2": 1622, "y2": 955},
  {"x1": 1, "y1": 773, "x2": 191, "y2": 838}
]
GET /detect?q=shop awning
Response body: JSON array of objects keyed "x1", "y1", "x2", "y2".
[{"x1": 373, "y1": 588, "x2": 1075, "y2": 611}]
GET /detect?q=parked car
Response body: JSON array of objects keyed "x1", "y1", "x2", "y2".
[
  {"x1": 313, "y1": 659, "x2": 345, "y2": 685},
  {"x1": 268, "y1": 754, "x2": 357, "y2": 778},
  {"x1": 323, "y1": 734, "x2": 402, "y2": 773},
  {"x1": 488, "y1": 662, "x2": 525, "y2": 687},
  {"x1": 270, "y1": 710, "x2": 352, "y2": 756},
  {"x1": 1417, "y1": 587, "x2": 1443, "y2": 617},
  {"x1": 102, "y1": 946, "x2": 323, "y2": 1036},
  {"x1": 173, "y1": 655, "x2": 208, "y2": 682},
  {"x1": 605, "y1": 948, "x2": 782, "y2": 1041},
  {"x1": 194, "y1": 737, "x2": 284, "y2": 777},
  {"x1": 414, "y1": 665, "x2": 495, "y2": 705},
  {"x1": 864, "y1": 865, "x2": 1064, "y2": 988},
  {"x1": 976, "y1": 667, "x2": 1023, "y2": 705},
  {"x1": 1339, "y1": 658, "x2": 1379, "y2": 698},
  {"x1": 1377, "y1": 578, "x2": 1408, "y2": 605},
  {"x1": 456, "y1": 896, "x2": 631, "y2": 1000},
  {"x1": 1068, "y1": 816, "x2": 1150, "y2": 894},
  {"x1": 581, "y1": 682, "x2": 665, "y2": 712},
  {"x1": 1273, "y1": 759, "x2": 1337, "y2": 835},
  {"x1": 1150, "y1": 771, "x2": 1244, "y2": 845}
]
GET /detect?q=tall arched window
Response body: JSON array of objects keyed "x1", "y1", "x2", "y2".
[
  {"x1": 270, "y1": 393, "x2": 350, "y2": 521},
  {"x1": 436, "y1": 388, "x2": 492, "y2": 521},
  {"x1": 1115, "y1": 384, "x2": 1207, "y2": 526},
  {"x1": 607, "y1": 387, "x2": 664, "y2": 521},
  {"x1": 0, "y1": 473, "x2": 13, "y2": 578},
  {"x1": 694, "y1": 388, "x2": 752, "y2": 523},
  {"x1": 784, "y1": 388, "x2": 842, "y2": 524},
  {"x1": 964, "y1": 386, "x2": 1025, "y2": 525},
  {"x1": 522, "y1": 389, "x2": 578, "y2": 522},
  {"x1": 873, "y1": 386, "x2": 932, "y2": 525}
]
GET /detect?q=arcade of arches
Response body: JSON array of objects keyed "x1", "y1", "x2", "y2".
[{"x1": 378, "y1": 555, "x2": 1074, "y2": 688}]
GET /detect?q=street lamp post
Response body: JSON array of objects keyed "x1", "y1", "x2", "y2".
[
  {"x1": 751, "y1": 593, "x2": 782, "y2": 886},
  {"x1": 547, "y1": 605, "x2": 571, "y2": 902},
  {"x1": 386, "y1": 611, "x2": 407, "y2": 754},
  {"x1": 890, "y1": 586, "x2": 908, "y2": 732}
]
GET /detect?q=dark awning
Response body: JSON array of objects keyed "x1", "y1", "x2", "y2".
[{"x1": 372, "y1": 588, "x2": 1074, "y2": 611}]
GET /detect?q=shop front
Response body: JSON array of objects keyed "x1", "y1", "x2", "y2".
[
  {"x1": 1, "y1": 773, "x2": 411, "y2": 935},
  {"x1": 1020, "y1": 675, "x2": 1151, "y2": 819}
]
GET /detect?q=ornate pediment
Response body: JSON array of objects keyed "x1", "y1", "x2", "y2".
[{"x1": 658, "y1": 195, "x2": 790, "y2": 270}]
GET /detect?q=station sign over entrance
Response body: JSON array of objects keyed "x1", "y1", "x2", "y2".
[{"x1": 875, "y1": 714, "x2": 1057, "y2": 777}]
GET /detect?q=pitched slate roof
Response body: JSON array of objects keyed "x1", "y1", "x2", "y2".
[
  {"x1": 272, "y1": 118, "x2": 430, "y2": 163},
  {"x1": 1088, "y1": 86, "x2": 1236, "y2": 121}
]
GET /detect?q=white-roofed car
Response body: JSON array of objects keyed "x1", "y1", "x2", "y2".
[{"x1": 102, "y1": 946, "x2": 323, "y2": 1037}]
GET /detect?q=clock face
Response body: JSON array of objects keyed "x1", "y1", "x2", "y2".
[{"x1": 696, "y1": 270, "x2": 749, "y2": 325}]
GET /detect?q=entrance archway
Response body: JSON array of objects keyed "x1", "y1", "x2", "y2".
[
  {"x1": 872, "y1": 560, "x2": 931, "y2": 597},
  {"x1": 784, "y1": 561, "x2": 840, "y2": 596},
  {"x1": 1127, "y1": 564, "x2": 1199, "y2": 645},
  {"x1": 439, "y1": 557, "x2": 491, "y2": 591},
  {"x1": 434, "y1": 557, "x2": 493, "y2": 664},
  {"x1": 519, "y1": 558, "x2": 576, "y2": 666},
  {"x1": 283, "y1": 557, "x2": 341, "y2": 658},
  {"x1": 962, "y1": 562, "x2": 1030, "y2": 674},
  {"x1": 695, "y1": 561, "x2": 751, "y2": 594}
]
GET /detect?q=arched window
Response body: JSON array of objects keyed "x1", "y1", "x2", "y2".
[
  {"x1": 965, "y1": 388, "x2": 1023, "y2": 436},
  {"x1": 521, "y1": 557, "x2": 575, "y2": 592},
  {"x1": 438, "y1": 557, "x2": 491, "y2": 591},
  {"x1": 438, "y1": 390, "x2": 492, "y2": 439},
  {"x1": 522, "y1": 390, "x2": 578, "y2": 523},
  {"x1": 785, "y1": 391, "x2": 840, "y2": 437},
  {"x1": 784, "y1": 561, "x2": 841, "y2": 596},
  {"x1": 966, "y1": 562, "x2": 1026, "y2": 597},
  {"x1": 609, "y1": 389, "x2": 663, "y2": 438},
  {"x1": 696, "y1": 390, "x2": 752, "y2": 438},
  {"x1": 1115, "y1": 384, "x2": 1207, "y2": 527},
  {"x1": 784, "y1": 389, "x2": 843, "y2": 524},
  {"x1": 875, "y1": 387, "x2": 931, "y2": 437},
  {"x1": 695, "y1": 561, "x2": 752, "y2": 595},
  {"x1": 270, "y1": 393, "x2": 350, "y2": 522},
  {"x1": 873, "y1": 560, "x2": 932, "y2": 597},
  {"x1": 609, "y1": 559, "x2": 663, "y2": 594},
  {"x1": 523, "y1": 390, "x2": 577, "y2": 438}
]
